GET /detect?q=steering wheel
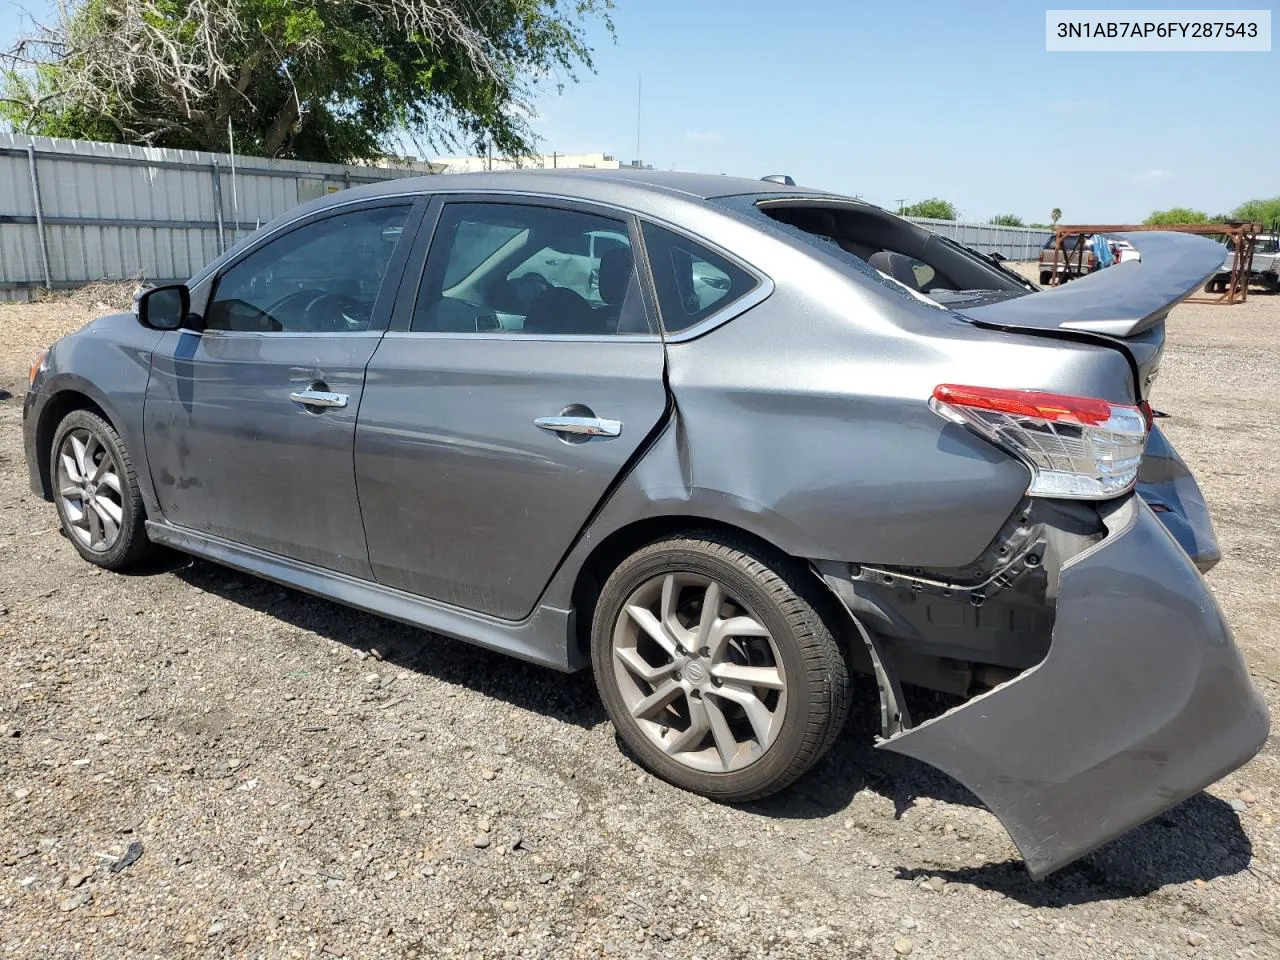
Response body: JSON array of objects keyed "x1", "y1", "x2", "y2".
[
  {"x1": 301, "y1": 292, "x2": 369, "y2": 332},
  {"x1": 261, "y1": 289, "x2": 368, "y2": 332}
]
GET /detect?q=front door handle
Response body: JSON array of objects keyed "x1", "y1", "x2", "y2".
[
  {"x1": 534, "y1": 415, "x2": 622, "y2": 438},
  {"x1": 289, "y1": 389, "x2": 348, "y2": 409}
]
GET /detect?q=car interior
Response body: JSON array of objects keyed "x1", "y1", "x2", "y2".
[
  {"x1": 412, "y1": 209, "x2": 654, "y2": 335},
  {"x1": 205, "y1": 209, "x2": 410, "y2": 333},
  {"x1": 758, "y1": 201, "x2": 1030, "y2": 302}
]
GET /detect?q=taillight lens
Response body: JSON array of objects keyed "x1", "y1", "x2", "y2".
[{"x1": 931, "y1": 384, "x2": 1147, "y2": 500}]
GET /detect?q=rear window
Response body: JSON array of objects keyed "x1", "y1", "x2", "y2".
[
  {"x1": 641, "y1": 223, "x2": 758, "y2": 334},
  {"x1": 1043, "y1": 236, "x2": 1085, "y2": 250}
]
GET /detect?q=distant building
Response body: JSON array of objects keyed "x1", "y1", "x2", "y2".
[
  {"x1": 434, "y1": 151, "x2": 652, "y2": 174},
  {"x1": 363, "y1": 155, "x2": 447, "y2": 175}
]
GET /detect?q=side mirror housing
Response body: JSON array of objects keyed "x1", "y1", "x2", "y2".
[{"x1": 135, "y1": 284, "x2": 189, "y2": 330}]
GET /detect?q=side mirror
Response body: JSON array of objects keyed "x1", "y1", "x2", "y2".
[{"x1": 135, "y1": 284, "x2": 189, "y2": 330}]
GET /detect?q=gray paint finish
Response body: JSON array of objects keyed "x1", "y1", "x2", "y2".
[
  {"x1": 144, "y1": 330, "x2": 381, "y2": 577},
  {"x1": 20, "y1": 169, "x2": 1270, "y2": 879},
  {"x1": 356, "y1": 335, "x2": 668, "y2": 618},
  {"x1": 879, "y1": 497, "x2": 1269, "y2": 879}
]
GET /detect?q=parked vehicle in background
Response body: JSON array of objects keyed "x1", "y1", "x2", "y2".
[
  {"x1": 1204, "y1": 233, "x2": 1280, "y2": 293},
  {"x1": 22, "y1": 170, "x2": 1267, "y2": 881},
  {"x1": 1112, "y1": 238, "x2": 1142, "y2": 263},
  {"x1": 1038, "y1": 234, "x2": 1096, "y2": 284}
]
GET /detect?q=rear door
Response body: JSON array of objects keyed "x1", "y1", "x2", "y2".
[
  {"x1": 355, "y1": 197, "x2": 668, "y2": 620},
  {"x1": 145, "y1": 198, "x2": 421, "y2": 577}
]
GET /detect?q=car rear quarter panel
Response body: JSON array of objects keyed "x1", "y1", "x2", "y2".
[{"x1": 579, "y1": 233, "x2": 1140, "y2": 572}]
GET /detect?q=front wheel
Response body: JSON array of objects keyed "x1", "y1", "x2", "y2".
[
  {"x1": 50, "y1": 409, "x2": 151, "y2": 570},
  {"x1": 591, "y1": 535, "x2": 850, "y2": 801}
]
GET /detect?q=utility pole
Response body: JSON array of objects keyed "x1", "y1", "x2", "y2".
[
  {"x1": 897, "y1": 198, "x2": 907, "y2": 215},
  {"x1": 635, "y1": 74, "x2": 642, "y2": 165}
]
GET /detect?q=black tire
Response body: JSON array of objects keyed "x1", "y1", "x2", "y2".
[
  {"x1": 591, "y1": 534, "x2": 850, "y2": 802},
  {"x1": 1039, "y1": 271, "x2": 1052, "y2": 286},
  {"x1": 50, "y1": 408, "x2": 151, "y2": 570}
]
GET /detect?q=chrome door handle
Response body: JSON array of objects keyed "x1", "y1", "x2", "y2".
[
  {"x1": 289, "y1": 389, "x2": 348, "y2": 409},
  {"x1": 534, "y1": 415, "x2": 622, "y2": 438}
]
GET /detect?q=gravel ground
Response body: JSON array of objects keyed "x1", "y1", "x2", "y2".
[{"x1": 1, "y1": 290, "x2": 1277, "y2": 960}]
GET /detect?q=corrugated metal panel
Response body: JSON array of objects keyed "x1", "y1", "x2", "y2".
[
  {"x1": 906, "y1": 217, "x2": 1054, "y2": 260},
  {"x1": 0, "y1": 133, "x2": 426, "y2": 300}
]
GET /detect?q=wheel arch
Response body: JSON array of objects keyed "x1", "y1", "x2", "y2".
[
  {"x1": 568, "y1": 514, "x2": 847, "y2": 661},
  {"x1": 33, "y1": 388, "x2": 113, "y2": 500}
]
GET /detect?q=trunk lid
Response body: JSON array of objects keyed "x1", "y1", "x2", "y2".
[{"x1": 956, "y1": 232, "x2": 1226, "y2": 400}]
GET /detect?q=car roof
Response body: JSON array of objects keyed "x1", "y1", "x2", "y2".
[{"x1": 323, "y1": 168, "x2": 829, "y2": 216}]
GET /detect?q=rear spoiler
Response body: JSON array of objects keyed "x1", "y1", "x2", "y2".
[{"x1": 957, "y1": 232, "x2": 1226, "y2": 338}]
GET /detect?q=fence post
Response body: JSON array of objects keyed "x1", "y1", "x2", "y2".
[
  {"x1": 210, "y1": 160, "x2": 226, "y2": 253},
  {"x1": 26, "y1": 144, "x2": 53, "y2": 291}
]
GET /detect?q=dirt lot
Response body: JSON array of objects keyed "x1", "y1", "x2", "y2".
[{"x1": 1, "y1": 288, "x2": 1277, "y2": 960}]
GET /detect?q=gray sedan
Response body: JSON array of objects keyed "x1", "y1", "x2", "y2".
[{"x1": 22, "y1": 170, "x2": 1268, "y2": 879}]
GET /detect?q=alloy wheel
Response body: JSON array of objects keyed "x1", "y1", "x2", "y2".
[
  {"x1": 610, "y1": 572, "x2": 788, "y2": 773},
  {"x1": 56, "y1": 428, "x2": 125, "y2": 553}
]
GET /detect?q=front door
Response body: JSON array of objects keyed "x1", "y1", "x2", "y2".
[
  {"x1": 356, "y1": 198, "x2": 668, "y2": 619},
  {"x1": 144, "y1": 200, "x2": 419, "y2": 577}
]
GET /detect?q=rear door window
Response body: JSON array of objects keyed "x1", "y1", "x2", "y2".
[
  {"x1": 640, "y1": 223, "x2": 759, "y2": 334},
  {"x1": 412, "y1": 202, "x2": 653, "y2": 336}
]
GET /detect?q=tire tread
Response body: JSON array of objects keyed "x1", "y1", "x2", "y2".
[{"x1": 592, "y1": 532, "x2": 850, "y2": 802}]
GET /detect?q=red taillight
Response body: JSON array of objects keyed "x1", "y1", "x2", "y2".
[
  {"x1": 931, "y1": 384, "x2": 1148, "y2": 500},
  {"x1": 1138, "y1": 400, "x2": 1155, "y2": 429},
  {"x1": 932, "y1": 384, "x2": 1115, "y2": 426}
]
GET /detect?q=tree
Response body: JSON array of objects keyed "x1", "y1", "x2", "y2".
[
  {"x1": 1, "y1": 0, "x2": 613, "y2": 163},
  {"x1": 988, "y1": 214, "x2": 1024, "y2": 227},
  {"x1": 1230, "y1": 196, "x2": 1280, "y2": 227},
  {"x1": 1144, "y1": 207, "x2": 1211, "y2": 225},
  {"x1": 902, "y1": 198, "x2": 956, "y2": 220},
  {"x1": 1050, "y1": 207, "x2": 1061, "y2": 226}
]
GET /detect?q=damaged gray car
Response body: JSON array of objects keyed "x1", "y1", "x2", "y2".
[{"x1": 22, "y1": 171, "x2": 1269, "y2": 879}]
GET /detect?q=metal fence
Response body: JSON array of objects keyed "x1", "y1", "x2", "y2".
[
  {"x1": 1, "y1": 133, "x2": 1056, "y2": 300},
  {"x1": 0, "y1": 134, "x2": 425, "y2": 301},
  {"x1": 905, "y1": 217, "x2": 1053, "y2": 261}
]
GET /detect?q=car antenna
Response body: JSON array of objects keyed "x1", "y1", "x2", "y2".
[{"x1": 761, "y1": 175, "x2": 795, "y2": 186}]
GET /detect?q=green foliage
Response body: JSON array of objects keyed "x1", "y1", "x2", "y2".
[
  {"x1": 1230, "y1": 197, "x2": 1280, "y2": 227},
  {"x1": 1143, "y1": 207, "x2": 1212, "y2": 226},
  {"x1": 1050, "y1": 207, "x2": 1061, "y2": 225},
  {"x1": 902, "y1": 198, "x2": 956, "y2": 220},
  {"x1": 2, "y1": 0, "x2": 614, "y2": 163},
  {"x1": 988, "y1": 214, "x2": 1024, "y2": 227}
]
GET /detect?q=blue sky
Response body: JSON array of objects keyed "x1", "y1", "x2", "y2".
[{"x1": 3, "y1": 1, "x2": 1275, "y2": 222}]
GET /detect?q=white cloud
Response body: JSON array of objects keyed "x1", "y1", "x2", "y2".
[
  {"x1": 1131, "y1": 168, "x2": 1174, "y2": 184},
  {"x1": 684, "y1": 131, "x2": 725, "y2": 144}
]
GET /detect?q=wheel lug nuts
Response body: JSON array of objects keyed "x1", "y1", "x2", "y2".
[
  {"x1": 699, "y1": 647, "x2": 710, "y2": 658},
  {"x1": 712, "y1": 677, "x2": 722, "y2": 687},
  {"x1": 690, "y1": 689, "x2": 702, "y2": 700},
  {"x1": 672, "y1": 671, "x2": 682, "y2": 681}
]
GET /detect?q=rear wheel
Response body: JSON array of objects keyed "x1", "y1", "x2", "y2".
[
  {"x1": 50, "y1": 409, "x2": 151, "y2": 570},
  {"x1": 591, "y1": 535, "x2": 850, "y2": 801},
  {"x1": 1039, "y1": 271, "x2": 1051, "y2": 285}
]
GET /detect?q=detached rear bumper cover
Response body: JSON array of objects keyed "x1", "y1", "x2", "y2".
[{"x1": 878, "y1": 496, "x2": 1269, "y2": 879}]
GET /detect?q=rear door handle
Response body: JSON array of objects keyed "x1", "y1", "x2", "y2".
[
  {"x1": 289, "y1": 389, "x2": 348, "y2": 409},
  {"x1": 534, "y1": 415, "x2": 621, "y2": 438}
]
